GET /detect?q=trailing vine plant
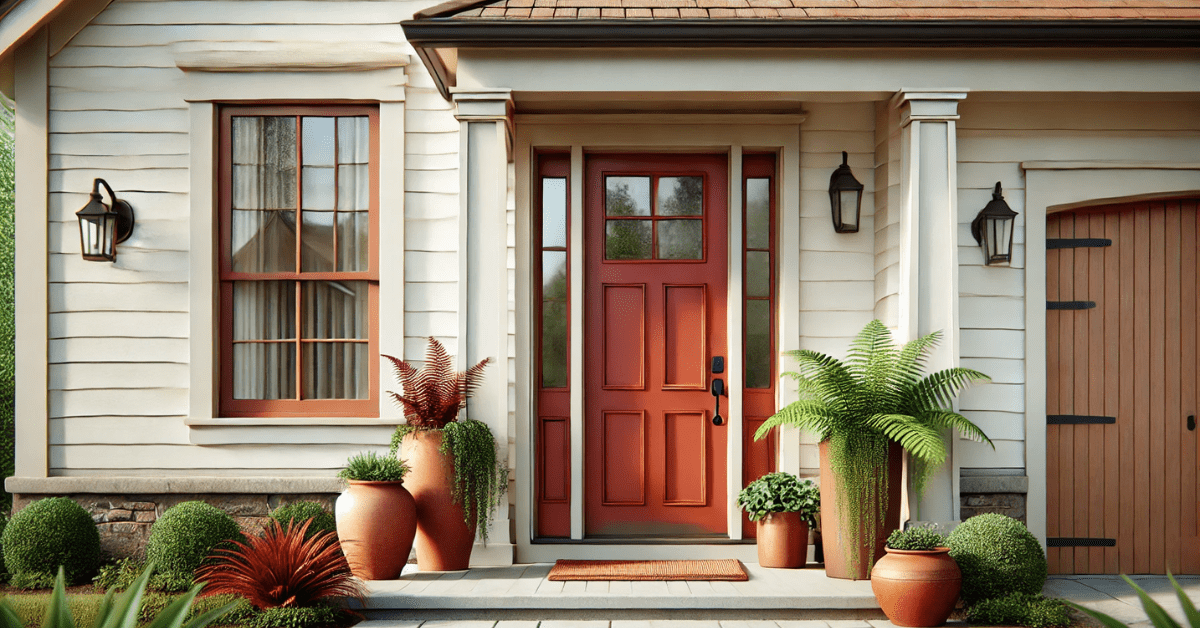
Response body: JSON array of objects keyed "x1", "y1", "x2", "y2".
[
  {"x1": 385, "y1": 338, "x2": 508, "y2": 544},
  {"x1": 755, "y1": 320, "x2": 993, "y2": 573}
]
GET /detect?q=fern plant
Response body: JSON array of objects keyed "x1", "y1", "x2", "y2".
[
  {"x1": 385, "y1": 338, "x2": 507, "y2": 544},
  {"x1": 755, "y1": 319, "x2": 992, "y2": 571}
]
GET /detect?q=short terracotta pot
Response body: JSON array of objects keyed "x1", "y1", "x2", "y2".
[
  {"x1": 870, "y1": 547, "x2": 962, "y2": 627},
  {"x1": 756, "y1": 512, "x2": 809, "y2": 569},
  {"x1": 335, "y1": 480, "x2": 417, "y2": 580},
  {"x1": 401, "y1": 430, "x2": 477, "y2": 571}
]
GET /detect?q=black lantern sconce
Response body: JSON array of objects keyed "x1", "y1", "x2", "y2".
[
  {"x1": 971, "y1": 182, "x2": 1019, "y2": 266},
  {"x1": 76, "y1": 178, "x2": 135, "y2": 262},
  {"x1": 828, "y1": 151, "x2": 864, "y2": 233}
]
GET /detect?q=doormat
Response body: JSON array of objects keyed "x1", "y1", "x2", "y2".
[{"x1": 547, "y1": 559, "x2": 748, "y2": 581}]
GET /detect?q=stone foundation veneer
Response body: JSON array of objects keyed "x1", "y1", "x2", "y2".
[
  {"x1": 958, "y1": 474, "x2": 1029, "y2": 524},
  {"x1": 6, "y1": 477, "x2": 343, "y2": 561}
]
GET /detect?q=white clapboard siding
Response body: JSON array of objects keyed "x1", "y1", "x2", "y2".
[
  {"x1": 50, "y1": 191, "x2": 189, "y2": 222},
  {"x1": 798, "y1": 251, "x2": 875, "y2": 282},
  {"x1": 959, "y1": 100, "x2": 1200, "y2": 132},
  {"x1": 50, "y1": 337, "x2": 189, "y2": 364},
  {"x1": 798, "y1": 310, "x2": 876, "y2": 338},
  {"x1": 51, "y1": 443, "x2": 379, "y2": 470},
  {"x1": 804, "y1": 101, "x2": 878, "y2": 131},
  {"x1": 50, "y1": 88, "x2": 187, "y2": 112},
  {"x1": 51, "y1": 416, "x2": 190, "y2": 446},
  {"x1": 406, "y1": 216, "x2": 459, "y2": 252},
  {"x1": 406, "y1": 108, "x2": 460, "y2": 134},
  {"x1": 959, "y1": 265, "x2": 1024, "y2": 298},
  {"x1": 51, "y1": 388, "x2": 189, "y2": 418},
  {"x1": 52, "y1": 44, "x2": 176, "y2": 68},
  {"x1": 51, "y1": 167, "x2": 188, "y2": 193},
  {"x1": 405, "y1": 251, "x2": 458, "y2": 283},
  {"x1": 957, "y1": 439, "x2": 1025, "y2": 468},
  {"x1": 799, "y1": 216, "x2": 874, "y2": 254},
  {"x1": 52, "y1": 467, "x2": 347, "y2": 477},
  {"x1": 405, "y1": 282, "x2": 458, "y2": 311},
  {"x1": 405, "y1": 192, "x2": 459, "y2": 221},
  {"x1": 957, "y1": 161, "x2": 1024, "y2": 189},
  {"x1": 50, "y1": 311, "x2": 189, "y2": 339},
  {"x1": 51, "y1": 362, "x2": 190, "y2": 390},
  {"x1": 91, "y1": 1, "x2": 416, "y2": 25},
  {"x1": 958, "y1": 132, "x2": 1200, "y2": 164},
  {"x1": 961, "y1": 410, "x2": 1025, "y2": 442},
  {"x1": 960, "y1": 357, "x2": 1025, "y2": 385},
  {"x1": 959, "y1": 383, "x2": 1025, "y2": 414},
  {"x1": 49, "y1": 109, "x2": 189, "y2": 134},
  {"x1": 50, "y1": 218, "x2": 190, "y2": 253},
  {"x1": 800, "y1": 131, "x2": 877, "y2": 155},
  {"x1": 799, "y1": 280, "x2": 873, "y2": 311},
  {"x1": 50, "y1": 67, "x2": 184, "y2": 92},
  {"x1": 49, "y1": 282, "x2": 189, "y2": 314},
  {"x1": 961, "y1": 329, "x2": 1024, "y2": 360},
  {"x1": 50, "y1": 251, "x2": 190, "y2": 283},
  {"x1": 406, "y1": 131, "x2": 459, "y2": 156},
  {"x1": 405, "y1": 87, "x2": 456, "y2": 112},
  {"x1": 50, "y1": 131, "x2": 189, "y2": 155},
  {"x1": 68, "y1": 23, "x2": 402, "y2": 47},
  {"x1": 405, "y1": 168, "x2": 458, "y2": 194},
  {"x1": 405, "y1": 311, "x2": 458, "y2": 338},
  {"x1": 405, "y1": 152, "x2": 458, "y2": 171},
  {"x1": 405, "y1": 336, "x2": 458, "y2": 360},
  {"x1": 50, "y1": 153, "x2": 189, "y2": 170}
]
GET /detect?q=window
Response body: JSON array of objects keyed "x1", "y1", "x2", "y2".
[{"x1": 218, "y1": 105, "x2": 379, "y2": 417}]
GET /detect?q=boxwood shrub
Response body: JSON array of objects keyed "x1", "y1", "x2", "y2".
[
  {"x1": 965, "y1": 592, "x2": 1070, "y2": 628},
  {"x1": 269, "y1": 501, "x2": 336, "y2": 537},
  {"x1": 1, "y1": 496, "x2": 100, "y2": 587},
  {"x1": 145, "y1": 501, "x2": 241, "y2": 589},
  {"x1": 947, "y1": 513, "x2": 1048, "y2": 604}
]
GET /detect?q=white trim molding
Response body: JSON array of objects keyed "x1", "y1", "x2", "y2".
[{"x1": 1023, "y1": 162, "x2": 1200, "y2": 549}]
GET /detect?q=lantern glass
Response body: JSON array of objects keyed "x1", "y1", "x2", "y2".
[
  {"x1": 971, "y1": 181, "x2": 1019, "y2": 265},
  {"x1": 77, "y1": 197, "x2": 117, "y2": 262}
]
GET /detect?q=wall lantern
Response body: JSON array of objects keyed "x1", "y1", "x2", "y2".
[
  {"x1": 76, "y1": 178, "x2": 135, "y2": 262},
  {"x1": 828, "y1": 151, "x2": 863, "y2": 233},
  {"x1": 971, "y1": 182, "x2": 1019, "y2": 266}
]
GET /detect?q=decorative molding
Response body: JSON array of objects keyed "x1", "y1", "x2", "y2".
[
  {"x1": 172, "y1": 42, "x2": 410, "y2": 73},
  {"x1": 1023, "y1": 161, "x2": 1200, "y2": 171},
  {"x1": 6, "y1": 476, "x2": 344, "y2": 494}
]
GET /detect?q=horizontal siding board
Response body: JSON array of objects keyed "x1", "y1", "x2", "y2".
[
  {"x1": 799, "y1": 280, "x2": 873, "y2": 311},
  {"x1": 51, "y1": 416, "x2": 189, "y2": 445},
  {"x1": 800, "y1": 101, "x2": 877, "y2": 132},
  {"x1": 961, "y1": 329, "x2": 1025, "y2": 360},
  {"x1": 50, "y1": 168, "x2": 188, "y2": 194},
  {"x1": 50, "y1": 67, "x2": 184, "y2": 92},
  {"x1": 405, "y1": 168, "x2": 458, "y2": 194},
  {"x1": 50, "y1": 338, "x2": 189, "y2": 364},
  {"x1": 405, "y1": 131, "x2": 459, "y2": 156},
  {"x1": 960, "y1": 296, "x2": 1025, "y2": 330},
  {"x1": 51, "y1": 443, "x2": 380, "y2": 469},
  {"x1": 50, "y1": 153, "x2": 189, "y2": 170},
  {"x1": 404, "y1": 88, "x2": 455, "y2": 112},
  {"x1": 405, "y1": 153, "x2": 458, "y2": 171},
  {"x1": 50, "y1": 311, "x2": 189, "y2": 339},
  {"x1": 91, "y1": 1, "x2": 416, "y2": 25},
  {"x1": 957, "y1": 133, "x2": 1200, "y2": 163},
  {"x1": 405, "y1": 108, "x2": 459, "y2": 134},
  {"x1": 189, "y1": 425, "x2": 396, "y2": 445},
  {"x1": 405, "y1": 282, "x2": 458, "y2": 311},
  {"x1": 68, "y1": 23, "x2": 403, "y2": 47},
  {"x1": 957, "y1": 161, "x2": 1024, "y2": 190},
  {"x1": 51, "y1": 388, "x2": 188, "y2": 418},
  {"x1": 798, "y1": 216, "x2": 874, "y2": 253},
  {"x1": 961, "y1": 410, "x2": 1026, "y2": 441},
  {"x1": 799, "y1": 131, "x2": 875, "y2": 155},
  {"x1": 798, "y1": 310, "x2": 875, "y2": 338},
  {"x1": 405, "y1": 217, "x2": 458, "y2": 252},
  {"x1": 959, "y1": 383, "x2": 1025, "y2": 413},
  {"x1": 50, "y1": 87, "x2": 186, "y2": 111},
  {"x1": 49, "y1": 109, "x2": 188, "y2": 133},
  {"x1": 50, "y1": 192, "x2": 189, "y2": 221},
  {"x1": 50, "y1": 218, "x2": 190, "y2": 253},
  {"x1": 50, "y1": 132, "x2": 188, "y2": 155},
  {"x1": 799, "y1": 251, "x2": 874, "y2": 282},
  {"x1": 960, "y1": 265, "x2": 1024, "y2": 298},
  {"x1": 51, "y1": 44, "x2": 176, "y2": 68},
  {"x1": 959, "y1": 100, "x2": 1200, "y2": 132},
  {"x1": 404, "y1": 312, "x2": 457, "y2": 338},
  {"x1": 404, "y1": 191, "x2": 458, "y2": 220},
  {"x1": 405, "y1": 335, "x2": 457, "y2": 360},
  {"x1": 405, "y1": 251, "x2": 458, "y2": 282},
  {"x1": 960, "y1": 357, "x2": 1025, "y2": 384},
  {"x1": 49, "y1": 282, "x2": 188, "y2": 313},
  {"x1": 50, "y1": 251, "x2": 190, "y2": 283},
  {"x1": 957, "y1": 439, "x2": 1024, "y2": 469},
  {"x1": 50, "y1": 362, "x2": 190, "y2": 390}
]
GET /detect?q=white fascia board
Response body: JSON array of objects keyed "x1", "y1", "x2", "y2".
[{"x1": 0, "y1": 0, "x2": 67, "y2": 60}]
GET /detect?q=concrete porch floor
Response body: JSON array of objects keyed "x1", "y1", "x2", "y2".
[{"x1": 357, "y1": 565, "x2": 1200, "y2": 627}]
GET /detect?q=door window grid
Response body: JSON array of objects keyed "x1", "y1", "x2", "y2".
[
  {"x1": 744, "y1": 175, "x2": 775, "y2": 389},
  {"x1": 604, "y1": 174, "x2": 705, "y2": 261}
]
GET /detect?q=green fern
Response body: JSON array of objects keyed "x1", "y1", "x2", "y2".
[{"x1": 755, "y1": 319, "x2": 993, "y2": 572}]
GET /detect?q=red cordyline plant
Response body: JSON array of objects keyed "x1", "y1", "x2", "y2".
[
  {"x1": 383, "y1": 337, "x2": 490, "y2": 428},
  {"x1": 195, "y1": 519, "x2": 364, "y2": 610}
]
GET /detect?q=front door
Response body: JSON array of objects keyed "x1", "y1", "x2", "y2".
[{"x1": 584, "y1": 153, "x2": 729, "y2": 538}]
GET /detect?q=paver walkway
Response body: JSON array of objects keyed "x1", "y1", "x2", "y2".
[{"x1": 1045, "y1": 574, "x2": 1200, "y2": 628}]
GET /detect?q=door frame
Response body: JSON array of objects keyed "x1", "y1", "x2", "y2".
[
  {"x1": 1023, "y1": 162, "x2": 1200, "y2": 556},
  {"x1": 513, "y1": 114, "x2": 804, "y2": 562}
]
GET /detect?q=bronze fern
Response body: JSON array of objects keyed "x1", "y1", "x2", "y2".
[{"x1": 382, "y1": 337, "x2": 490, "y2": 428}]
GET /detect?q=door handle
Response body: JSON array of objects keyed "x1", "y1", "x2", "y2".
[
  {"x1": 711, "y1": 378, "x2": 725, "y2": 426},
  {"x1": 1189, "y1": 415, "x2": 1195, "y2": 431}
]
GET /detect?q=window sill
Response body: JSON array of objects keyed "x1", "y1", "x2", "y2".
[{"x1": 186, "y1": 417, "x2": 406, "y2": 445}]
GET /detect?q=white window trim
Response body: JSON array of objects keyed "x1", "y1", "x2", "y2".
[
  {"x1": 1022, "y1": 162, "x2": 1200, "y2": 548},
  {"x1": 184, "y1": 67, "x2": 408, "y2": 443}
]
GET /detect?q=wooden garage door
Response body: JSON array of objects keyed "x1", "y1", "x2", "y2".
[{"x1": 1047, "y1": 198, "x2": 1200, "y2": 575}]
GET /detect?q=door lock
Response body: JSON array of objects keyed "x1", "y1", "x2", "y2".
[
  {"x1": 1189, "y1": 415, "x2": 1195, "y2": 432},
  {"x1": 711, "y1": 378, "x2": 726, "y2": 426}
]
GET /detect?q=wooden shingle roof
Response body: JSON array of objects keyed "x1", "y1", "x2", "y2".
[{"x1": 425, "y1": 0, "x2": 1200, "y2": 20}]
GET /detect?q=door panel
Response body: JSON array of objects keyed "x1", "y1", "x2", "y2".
[
  {"x1": 585, "y1": 153, "x2": 729, "y2": 538},
  {"x1": 1046, "y1": 198, "x2": 1200, "y2": 574}
]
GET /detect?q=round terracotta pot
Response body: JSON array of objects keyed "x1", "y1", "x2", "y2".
[
  {"x1": 870, "y1": 547, "x2": 962, "y2": 627},
  {"x1": 400, "y1": 429, "x2": 477, "y2": 571},
  {"x1": 756, "y1": 512, "x2": 809, "y2": 569},
  {"x1": 335, "y1": 480, "x2": 417, "y2": 580}
]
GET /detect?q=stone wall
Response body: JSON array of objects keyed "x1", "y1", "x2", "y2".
[
  {"x1": 11, "y1": 492, "x2": 338, "y2": 561},
  {"x1": 959, "y1": 473, "x2": 1028, "y2": 524}
]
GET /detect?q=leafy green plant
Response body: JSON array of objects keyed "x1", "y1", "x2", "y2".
[
  {"x1": 93, "y1": 558, "x2": 144, "y2": 593},
  {"x1": 0, "y1": 564, "x2": 237, "y2": 628},
  {"x1": 145, "y1": 501, "x2": 241, "y2": 592},
  {"x1": 885, "y1": 525, "x2": 946, "y2": 551},
  {"x1": 245, "y1": 605, "x2": 342, "y2": 628},
  {"x1": 736, "y1": 472, "x2": 820, "y2": 525},
  {"x1": 386, "y1": 338, "x2": 507, "y2": 544},
  {"x1": 1067, "y1": 573, "x2": 1199, "y2": 628},
  {"x1": 0, "y1": 95, "x2": 14, "y2": 517},
  {"x1": 967, "y1": 592, "x2": 1071, "y2": 628},
  {"x1": 337, "y1": 451, "x2": 409, "y2": 482},
  {"x1": 946, "y1": 513, "x2": 1047, "y2": 604},
  {"x1": 2, "y1": 497, "x2": 100, "y2": 587},
  {"x1": 754, "y1": 319, "x2": 992, "y2": 571},
  {"x1": 138, "y1": 593, "x2": 254, "y2": 627},
  {"x1": 270, "y1": 502, "x2": 336, "y2": 537}
]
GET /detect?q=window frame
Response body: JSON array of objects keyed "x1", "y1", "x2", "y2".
[{"x1": 217, "y1": 104, "x2": 381, "y2": 418}]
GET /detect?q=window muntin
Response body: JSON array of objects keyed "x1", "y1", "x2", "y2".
[
  {"x1": 539, "y1": 172, "x2": 570, "y2": 389},
  {"x1": 603, "y1": 174, "x2": 705, "y2": 261},
  {"x1": 219, "y1": 105, "x2": 379, "y2": 417},
  {"x1": 744, "y1": 175, "x2": 774, "y2": 390}
]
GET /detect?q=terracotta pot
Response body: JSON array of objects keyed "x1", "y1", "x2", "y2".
[
  {"x1": 870, "y1": 547, "x2": 962, "y2": 627},
  {"x1": 335, "y1": 480, "x2": 417, "y2": 580},
  {"x1": 756, "y1": 512, "x2": 809, "y2": 569},
  {"x1": 400, "y1": 430, "x2": 477, "y2": 571},
  {"x1": 818, "y1": 439, "x2": 903, "y2": 580}
]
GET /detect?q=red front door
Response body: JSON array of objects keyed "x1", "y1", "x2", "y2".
[{"x1": 584, "y1": 153, "x2": 729, "y2": 537}]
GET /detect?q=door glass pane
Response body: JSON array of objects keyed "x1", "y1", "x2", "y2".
[
  {"x1": 746, "y1": 299, "x2": 771, "y2": 389},
  {"x1": 542, "y1": 300, "x2": 567, "y2": 388},
  {"x1": 233, "y1": 343, "x2": 296, "y2": 400},
  {"x1": 657, "y1": 176, "x2": 703, "y2": 216},
  {"x1": 230, "y1": 116, "x2": 297, "y2": 273},
  {"x1": 746, "y1": 178, "x2": 771, "y2": 250},
  {"x1": 606, "y1": 220, "x2": 652, "y2": 260},
  {"x1": 657, "y1": 220, "x2": 703, "y2": 260},
  {"x1": 301, "y1": 281, "x2": 368, "y2": 339},
  {"x1": 232, "y1": 281, "x2": 295, "y2": 340},
  {"x1": 746, "y1": 250, "x2": 771, "y2": 297},
  {"x1": 302, "y1": 342, "x2": 368, "y2": 399},
  {"x1": 543, "y1": 251, "x2": 567, "y2": 300},
  {"x1": 542, "y1": 178, "x2": 567, "y2": 248},
  {"x1": 605, "y1": 176, "x2": 651, "y2": 216}
]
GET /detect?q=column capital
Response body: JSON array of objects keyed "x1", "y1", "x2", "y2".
[
  {"x1": 452, "y1": 88, "x2": 513, "y2": 122},
  {"x1": 891, "y1": 88, "x2": 969, "y2": 127}
]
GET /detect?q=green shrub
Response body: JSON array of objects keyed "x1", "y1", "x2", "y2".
[
  {"x1": 338, "y1": 451, "x2": 408, "y2": 482},
  {"x1": 0, "y1": 96, "x2": 15, "y2": 518},
  {"x1": 270, "y1": 502, "x2": 336, "y2": 537},
  {"x1": 246, "y1": 605, "x2": 341, "y2": 628},
  {"x1": 2, "y1": 497, "x2": 100, "y2": 586},
  {"x1": 93, "y1": 557, "x2": 144, "y2": 592},
  {"x1": 886, "y1": 525, "x2": 946, "y2": 551},
  {"x1": 967, "y1": 592, "x2": 1071, "y2": 628},
  {"x1": 145, "y1": 501, "x2": 241, "y2": 589},
  {"x1": 736, "y1": 472, "x2": 820, "y2": 525},
  {"x1": 138, "y1": 592, "x2": 254, "y2": 626},
  {"x1": 947, "y1": 513, "x2": 1048, "y2": 604}
]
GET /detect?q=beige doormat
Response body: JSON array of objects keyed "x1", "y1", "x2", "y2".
[{"x1": 547, "y1": 559, "x2": 749, "y2": 581}]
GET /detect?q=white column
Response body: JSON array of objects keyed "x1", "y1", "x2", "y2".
[
  {"x1": 894, "y1": 89, "x2": 968, "y2": 523},
  {"x1": 453, "y1": 89, "x2": 514, "y2": 565}
]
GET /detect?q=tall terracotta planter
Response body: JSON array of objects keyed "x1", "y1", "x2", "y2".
[
  {"x1": 756, "y1": 512, "x2": 809, "y2": 569},
  {"x1": 400, "y1": 429, "x2": 477, "y2": 571},
  {"x1": 870, "y1": 547, "x2": 962, "y2": 627},
  {"x1": 335, "y1": 480, "x2": 417, "y2": 580},
  {"x1": 818, "y1": 439, "x2": 903, "y2": 580}
]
